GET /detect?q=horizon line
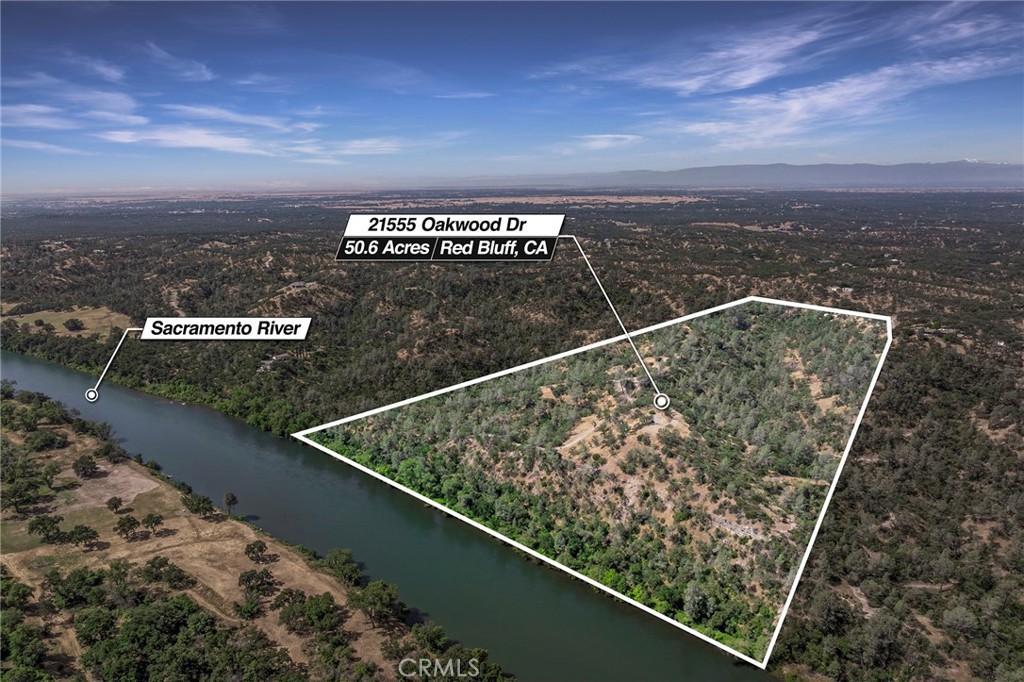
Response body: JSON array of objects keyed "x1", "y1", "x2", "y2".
[{"x1": 2, "y1": 159, "x2": 1021, "y2": 200}]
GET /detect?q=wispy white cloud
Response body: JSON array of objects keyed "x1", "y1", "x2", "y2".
[
  {"x1": 533, "y1": 19, "x2": 833, "y2": 97},
  {"x1": 83, "y1": 111, "x2": 149, "y2": 126},
  {"x1": 286, "y1": 140, "x2": 330, "y2": 156},
  {"x1": 60, "y1": 86, "x2": 145, "y2": 128},
  {"x1": 230, "y1": 72, "x2": 294, "y2": 93},
  {"x1": 281, "y1": 131, "x2": 465, "y2": 165},
  {"x1": 161, "y1": 104, "x2": 289, "y2": 130},
  {"x1": 62, "y1": 51, "x2": 126, "y2": 83},
  {"x1": 3, "y1": 139, "x2": 89, "y2": 155},
  {"x1": 619, "y1": 29, "x2": 826, "y2": 97},
  {"x1": 233, "y1": 73, "x2": 272, "y2": 86},
  {"x1": 906, "y1": 4, "x2": 1019, "y2": 50},
  {"x1": 3, "y1": 72, "x2": 63, "y2": 88},
  {"x1": 577, "y1": 134, "x2": 642, "y2": 150},
  {"x1": 552, "y1": 134, "x2": 643, "y2": 154},
  {"x1": 143, "y1": 41, "x2": 215, "y2": 82},
  {"x1": 295, "y1": 157, "x2": 347, "y2": 165},
  {"x1": 534, "y1": 3, "x2": 1022, "y2": 99},
  {"x1": 2, "y1": 69, "x2": 146, "y2": 129},
  {"x1": 62, "y1": 87, "x2": 138, "y2": 114},
  {"x1": 0, "y1": 74, "x2": 136, "y2": 114},
  {"x1": 3, "y1": 76, "x2": 145, "y2": 127},
  {"x1": 335, "y1": 137, "x2": 405, "y2": 155},
  {"x1": 665, "y1": 54, "x2": 1021, "y2": 150},
  {"x1": 96, "y1": 125, "x2": 269, "y2": 155},
  {"x1": 288, "y1": 105, "x2": 352, "y2": 119},
  {"x1": 1, "y1": 104, "x2": 80, "y2": 129},
  {"x1": 435, "y1": 92, "x2": 496, "y2": 99},
  {"x1": 334, "y1": 132, "x2": 465, "y2": 156}
]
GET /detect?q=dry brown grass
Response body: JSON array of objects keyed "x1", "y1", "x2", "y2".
[
  {"x1": 1, "y1": 416, "x2": 412, "y2": 679},
  {"x1": 2, "y1": 306, "x2": 132, "y2": 339}
]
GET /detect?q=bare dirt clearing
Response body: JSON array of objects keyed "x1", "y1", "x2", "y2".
[
  {"x1": 1, "y1": 417, "x2": 415, "y2": 680},
  {"x1": 54, "y1": 461, "x2": 159, "y2": 513}
]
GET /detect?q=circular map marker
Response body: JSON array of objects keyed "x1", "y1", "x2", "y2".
[{"x1": 653, "y1": 393, "x2": 670, "y2": 410}]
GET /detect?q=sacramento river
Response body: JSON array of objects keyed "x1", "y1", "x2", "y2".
[{"x1": 2, "y1": 351, "x2": 774, "y2": 682}]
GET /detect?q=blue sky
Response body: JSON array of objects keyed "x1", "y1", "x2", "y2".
[{"x1": 2, "y1": 1, "x2": 1021, "y2": 195}]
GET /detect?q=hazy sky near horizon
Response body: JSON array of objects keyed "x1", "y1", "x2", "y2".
[{"x1": 2, "y1": 1, "x2": 1021, "y2": 194}]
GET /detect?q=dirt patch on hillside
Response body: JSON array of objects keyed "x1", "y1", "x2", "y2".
[
  {"x1": 54, "y1": 461, "x2": 159, "y2": 513},
  {"x1": 838, "y1": 582, "x2": 878, "y2": 618},
  {"x1": 162, "y1": 280, "x2": 196, "y2": 315},
  {"x1": 555, "y1": 403, "x2": 702, "y2": 535},
  {"x1": 970, "y1": 412, "x2": 1017, "y2": 444},
  {"x1": 786, "y1": 349, "x2": 841, "y2": 412},
  {"x1": 915, "y1": 612, "x2": 948, "y2": 645}
]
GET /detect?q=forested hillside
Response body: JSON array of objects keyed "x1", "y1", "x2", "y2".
[
  {"x1": 1, "y1": 190, "x2": 1021, "y2": 678},
  {"x1": 314, "y1": 302, "x2": 886, "y2": 658}
]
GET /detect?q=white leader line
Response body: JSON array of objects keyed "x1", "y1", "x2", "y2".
[
  {"x1": 91, "y1": 327, "x2": 143, "y2": 393},
  {"x1": 561, "y1": 234, "x2": 662, "y2": 396}
]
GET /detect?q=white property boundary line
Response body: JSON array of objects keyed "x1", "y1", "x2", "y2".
[{"x1": 293, "y1": 296, "x2": 893, "y2": 670}]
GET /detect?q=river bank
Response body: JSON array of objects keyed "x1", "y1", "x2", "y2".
[{"x1": 1, "y1": 384, "x2": 512, "y2": 680}]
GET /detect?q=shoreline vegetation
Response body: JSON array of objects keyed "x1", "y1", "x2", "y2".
[{"x1": 0, "y1": 382, "x2": 514, "y2": 681}]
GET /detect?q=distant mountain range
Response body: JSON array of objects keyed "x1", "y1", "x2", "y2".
[{"x1": 440, "y1": 161, "x2": 1023, "y2": 190}]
